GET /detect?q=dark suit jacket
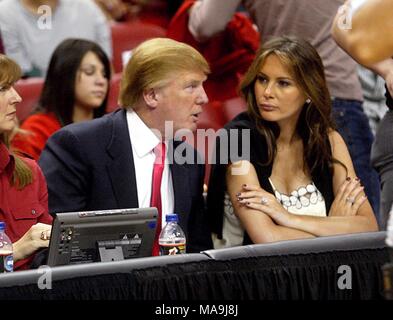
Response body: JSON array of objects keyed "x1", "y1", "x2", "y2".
[{"x1": 39, "y1": 109, "x2": 212, "y2": 252}]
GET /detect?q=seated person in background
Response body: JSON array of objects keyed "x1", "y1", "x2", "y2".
[
  {"x1": 357, "y1": 64, "x2": 387, "y2": 136},
  {"x1": 372, "y1": 88, "x2": 393, "y2": 229},
  {"x1": 207, "y1": 36, "x2": 378, "y2": 248},
  {"x1": 0, "y1": 0, "x2": 112, "y2": 77},
  {"x1": 12, "y1": 39, "x2": 111, "y2": 160},
  {"x1": 39, "y1": 38, "x2": 213, "y2": 253},
  {"x1": 332, "y1": 0, "x2": 393, "y2": 67},
  {"x1": 0, "y1": 54, "x2": 52, "y2": 270},
  {"x1": 332, "y1": 0, "x2": 393, "y2": 229}
]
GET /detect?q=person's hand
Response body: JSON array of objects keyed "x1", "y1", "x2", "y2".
[
  {"x1": 237, "y1": 184, "x2": 291, "y2": 226},
  {"x1": 13, "y1": 223, "x2": 52, "y2": 262},
  {"x1": 329, "y1": 177, "x2": 367, "y2": 217}
]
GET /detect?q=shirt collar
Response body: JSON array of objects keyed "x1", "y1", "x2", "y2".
[
  {"x1": 0, "y1": 142, "x2": 15, "y2": 176},
  {"x1": 126, "y1": 109, "x2": 162, "y2": 158}
]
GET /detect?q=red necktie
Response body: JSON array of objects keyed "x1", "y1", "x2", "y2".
[{"x1": 151, "y1": 142, "x2": 166, "y2": 256}]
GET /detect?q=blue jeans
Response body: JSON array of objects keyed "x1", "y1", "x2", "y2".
[{"x1": 332, "y1": 98, "x2": 381, "y2": 224}]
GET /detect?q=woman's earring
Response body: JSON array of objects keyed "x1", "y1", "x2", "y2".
[{"x1": 306, "y1": 98, "x2": 311, "y2": 104}]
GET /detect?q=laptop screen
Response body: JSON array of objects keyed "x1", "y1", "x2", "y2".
[{"x1": 46, "y1": 207, "x2": 158, "y2": 267}]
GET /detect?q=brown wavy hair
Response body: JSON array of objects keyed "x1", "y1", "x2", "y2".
[
  {"x1": 240, "y1": 36, "x2": 339, "y2": 175},
  {"x1": 0, "y1": 54, "x2": 33, "y2": 189}
]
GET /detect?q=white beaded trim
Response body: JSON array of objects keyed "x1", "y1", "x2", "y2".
[{"x1": 273, "y1": 182, "x2": 323, "y2": 210}]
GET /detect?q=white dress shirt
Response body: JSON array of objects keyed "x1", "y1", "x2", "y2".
[{"x1": 126, "y1": 109, "x2": 174, "y2": 227}]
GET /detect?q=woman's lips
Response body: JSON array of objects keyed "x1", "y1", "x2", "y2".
[{"x1": 259, "y1": 103, "x2": 277, "y2": 111}]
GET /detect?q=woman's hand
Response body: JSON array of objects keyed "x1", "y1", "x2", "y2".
[
  {"x1": 237, "y1": 184, "x2": 291, "y2": 226},
  {"x1": 13, "y1": 223, "x2": 52, "y2": 262},
  {"x1": 329, "y1": 177, "x2": 367, "y2": 217}
]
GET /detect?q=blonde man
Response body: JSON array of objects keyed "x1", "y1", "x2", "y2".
[{"x1": 39, "y1": 38, "x2": 213, "y2": 253}]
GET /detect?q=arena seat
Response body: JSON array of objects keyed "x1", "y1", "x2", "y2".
[
  {"x1": 193, "y1": 101, "x2": 226, "y2": 184},
  {"x1": 134, "y1": 0, "x2": 170, "y2": 29},
  {"x1": 197, "y1": 101, "x2": 226, "y2": 131},
  {"x1": 14, "y1": 77, "x2": 44, "y2": 123},
  {"x1": 106, "y1": 72, "x2": 122, "y2": 113},
  {"x1": 110, "y1": 20, "x2": 166, "y2": 73},
  {"x1": 222, "y1": 96, "x2": 247, "y2": 123}
]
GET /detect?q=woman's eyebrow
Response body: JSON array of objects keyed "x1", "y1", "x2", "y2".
[{"x1": 258, "y1": 72, "x2": 293, "y2": 81}]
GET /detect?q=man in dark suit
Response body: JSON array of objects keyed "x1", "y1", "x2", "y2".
[{"x1": 39, "y1": 38, "x2": 212, "y2": 253}]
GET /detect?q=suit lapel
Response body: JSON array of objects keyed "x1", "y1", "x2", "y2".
[
  {"x1": 170, "y1": 140, "x2": 191, "y2": 229},
  {"x1": 106, "y1": 109, "x2": 139, "y2": 208}
]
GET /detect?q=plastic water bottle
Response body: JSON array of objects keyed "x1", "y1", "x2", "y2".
[
  {"x1": 159, "y1": 214, "x2": 186, "y2": 255},
  {"x1": 0, "y1": 222, "x2": 13, "y2": 273}
]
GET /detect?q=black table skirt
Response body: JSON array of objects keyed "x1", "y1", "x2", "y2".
[{"x1": 0, "y1": 247, "x2": 389, "y2": 300}]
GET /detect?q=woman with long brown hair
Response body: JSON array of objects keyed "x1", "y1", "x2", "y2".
[
  {"x1": 207, "y1": 36, "x2": 378, "y2": 248},
  {"x1": 0, "y1": 54, "x2": 52, "y2": 270}
]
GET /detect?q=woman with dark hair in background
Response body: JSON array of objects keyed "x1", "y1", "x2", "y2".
[
  {"x1": 12, "y1": 38, "x2": 111, "y2": 160},
  {"x1": 0, "y1": 54, "x2": 52, "y2": 270},
  {"x1": 208, "y1": 36, "x2": 378, "y2": 248}
]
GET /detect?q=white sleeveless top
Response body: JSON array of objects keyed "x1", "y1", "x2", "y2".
[
  {"x1": 212, "y1": 179, "x2": 326, "y2": 249},
  {"x1": 268, "y1": 178, "x2": 326, "y2": 217}
]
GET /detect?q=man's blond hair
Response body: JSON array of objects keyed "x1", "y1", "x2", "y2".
[{"x1": 119, "y1": 38, "x2": 210, "y2": 108}]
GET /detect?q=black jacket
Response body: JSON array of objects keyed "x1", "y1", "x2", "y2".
[{"x1": 39, "y1": 109, "x2": 212, "y2": 252}]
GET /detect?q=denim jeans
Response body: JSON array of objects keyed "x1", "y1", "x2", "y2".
[{"x1": 332, "y1": 98, "x2": 381, "y2": 224}]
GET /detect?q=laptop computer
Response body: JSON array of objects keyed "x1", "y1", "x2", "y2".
[{"x1": 46, "y1": 207, "x2": 158, "y2": 267}]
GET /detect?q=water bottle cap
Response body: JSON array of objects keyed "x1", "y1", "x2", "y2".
[
  {"x1": 0, "y1": 222, "x2": 5, "y2": 230},
  {"x1": 165, "y1": 214, "x2": 178, "y2": 223}
]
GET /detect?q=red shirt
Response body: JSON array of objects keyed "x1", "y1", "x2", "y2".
[
  {"x1": 0, "y1": 142, "x2": 52, "y2": 270},
  {"x1": 12, "y1": 112, "x2": 61, "y2": 160}
]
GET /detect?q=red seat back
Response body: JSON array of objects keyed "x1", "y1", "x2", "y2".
[
  {"x1": 106, "y1": 72, "x2": 122, "y2": 113},
  {"x1": 110, "y1": 20, "x2": 166, "y2": 73},
  {"x1": 222, "y1": 97, "x2": 247, "y2": 123},
  {"x1": 190, "y1": 101, "x2": 225, "y2": 184}
]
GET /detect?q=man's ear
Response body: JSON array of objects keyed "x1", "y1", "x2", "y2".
[{"x1": 143, "y1": 88, "x2": 159, "y2": 109}]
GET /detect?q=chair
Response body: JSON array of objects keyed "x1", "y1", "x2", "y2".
[
  {"x1": 14, "y1": 78, "x2": 44, "y2": 123},
  {"x1": 134, "y1": 0, "x2": 170, "y2": 29},
  {"x1": 106, "y1": 72, "x2": 122, "y2": 113},
  {"x1": 183, "y1": 101, "x2": 225, "y2": 184},
  {"x1": 193, "y1": 99, "x2": 246, "y2": 184},
  {"x1": 197, "y1": 101, "x2": 226, "y2": 132},
  {"x1": 222, "y1": 96, "x2": 247, "y2": 123},
  {"x1": 110, "y1": 20, "x2": 166, "y2": 73}
]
